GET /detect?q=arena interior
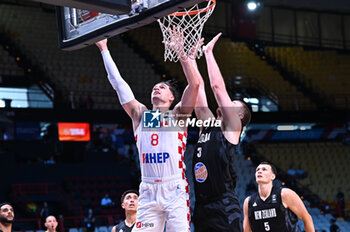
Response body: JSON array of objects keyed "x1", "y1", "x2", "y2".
[{"x1": 0, "y1": 0, "x2": 349, "y2": 231}]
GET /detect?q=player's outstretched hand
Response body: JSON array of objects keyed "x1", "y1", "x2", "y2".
[
  {"x1": 164, "y1": 26, "x2": 185, "y2": 58},
  {"x1": 96, "y1": 39, "x2": 108, "y2": 52},
  {"x1": 188, "y1": 38, "x2": 204, "y2": 59},
  {"x1": 203, "y1": 32, "x2": 222, "y2": 53}
]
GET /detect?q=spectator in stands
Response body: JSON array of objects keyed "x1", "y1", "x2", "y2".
[
  {"x1": 335, "y1": 188, "x2": 345, "y2": 218},
  {"x1": 40, "y1": 202, "x2": 51, "y2": 222},
  {"x1": 26, "y1": 202, "x2": 37, "y2": 214},
  {"x1": 85, "y1": 94, "x2": 94, "y2": 110},
  {"x1": 329, "y1": 218, "x2": 341, "y2": 232},
  {"x1": 83, "y1": 208, "x2": 95, "y2": 232},
  {"x1": 44, "y1": 156, "x2": 56, "y2": 165},
  {"x1": 0, "y1": 128, "x2": 8, "y2": 141},
  {"x1": 288, "y1": 164, "x2": 307, "y2": 180},
  {"x1": 295, "y1": 164, "x2": 307, "y2": 179},
  {"x1": 287, "y1": 164, "x2": 297, "y2": 177},
  {"x1": 111, "y1": 190, "x2": 139, "y2": 232},
  {"x1": 116, "y1": 134, "x2": 126, "y2": 158},
  {"x1": 44, "y1": 215, "x2": 58, "y2": 232},
  {"x1": 87, "y1": 127, "x2": 110, "y2": 152},
  {"x1": 69, "y1": 91, "x2": 76, "y2": 109},
  {"x1": 101, "y1": 194, "x2": 114, "y2": 208},
  {"x1": 0, "y1": 202, "x2": 14, "y2": 232}
]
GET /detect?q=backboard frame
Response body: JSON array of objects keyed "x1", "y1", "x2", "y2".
[
  {"x1": 33, "y1": 0, "x2": 131, "y2": 15},
  {"x1": 56, "y1": 0, "x2": 205, "y2": 51}
]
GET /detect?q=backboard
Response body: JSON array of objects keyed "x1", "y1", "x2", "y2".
[
  {"x1": 56, "y1": 0, "x2": 205, "y2": 51},
  {"x1": 33, "y1": 0, "x2": 131, "y2": 15}
]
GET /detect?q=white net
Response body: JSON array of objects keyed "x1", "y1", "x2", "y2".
[{"x1": 157, "y1": 0, "x2": 216, "y2": 62}]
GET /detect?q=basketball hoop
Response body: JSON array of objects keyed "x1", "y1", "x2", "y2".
[{"x1": 158, "y1": 0, "x2": 216, "y2": 62}]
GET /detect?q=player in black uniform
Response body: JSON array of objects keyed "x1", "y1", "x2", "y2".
[
  {"x1": 0, "y1": 202, "x2": 14, "y2": 232},
  {"x1": 243, "y1": 162, "x2": 315, "y2": 232},
  {"x1": 190, "y1": 33, "x2": 251, "y2": 232},
  {"x1": 111, "y1": 190, "x2": 139, "y2": 232}
]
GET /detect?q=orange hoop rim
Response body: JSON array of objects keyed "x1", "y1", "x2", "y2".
[{"x1": 169, "y1": 0, "x2": 216, "y2": 17}]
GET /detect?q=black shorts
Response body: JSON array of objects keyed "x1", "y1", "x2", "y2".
[{"x1": 193, "y1": 193, "x2": 242, "y2": 232}]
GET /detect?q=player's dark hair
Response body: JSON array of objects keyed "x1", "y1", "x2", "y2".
[
  {"x1": 0, "y1": 202, "x2": 13, "y2": 210},
  {"x1": 259, "y1": 161, "x2": 277, "y2": 175},
  {"x1": 45, "y1": 215, "x2": 58, "y2": 223},
  {"x1": 162, "y1": 80, "x2": 179, "y2": 104},
  {"x1": 238, "y1": 100, "x2": 251, "y2": 127},
  {"x1": 120, "y1": 190, "x2": 139, "y2": 203}
]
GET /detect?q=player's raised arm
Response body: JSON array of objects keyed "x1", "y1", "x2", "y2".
[
  {"x1": 243, "y1": 197, "x2": 252, "y2": 232},
  {"x1": 194, "y1": 62, "x2": 215, "y2": 123},
  {"x1": 170, "y1": 31, "x2": 200, "y2": 117},
  {"x1": 203, "y1": 33, "x2": 231, "y2": 105},
  {"x1": 282, "y1": 188, "x2": 315, "y2": 232},
  {"x1": 179, "y1": 40, "x2": 213, "y2": 122},
  {"x1": 203, "y1": 33, "x2": 243, "y2": 143},
  {"x1": 175, "y1": 60, "x2": 200, "y2": 116},
  {"x1": 96, "y1": 39, "x2": 145, "y2": 129}
]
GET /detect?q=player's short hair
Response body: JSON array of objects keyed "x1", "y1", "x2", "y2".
[
  {"x1": 238, "y1": 100, "x2": 251, "y2": 127},
  {"x1": 120, "y1": 190, "x2": 139, "y2": 203},
  {"x1": 259, "y1": 161, "x2": 277, "y2": 175},
  {"x1": 161, "y1": 80, "x2": 179, "y2": 102},
  {"x1": 0, "y1": 202, "x2": 13, "y2": 210},
  {"x1": 45, "y1": 215, "x2": 57, "y2": 222}
]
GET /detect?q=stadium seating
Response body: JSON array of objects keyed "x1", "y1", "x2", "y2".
[
  {"x1": 0, "y1": 45, "x2": 24, "y2": 76},
  {"x1": 68, "y1": 226, "x2": 113, "y2": 232},
  {"x1": 63, "y1": 176, "x2": 131, "y2": 211},
  {"x1": 233, "y1": 152, "x2": 256, "y2": 205},
  {"x1": 300, "y1": 210, "x2": 350, "y2": 232},
  {"x1": 255, "y1": 141, "x2": 350, "y2": 202},
  {"x1": 0, "y1": 4, "x2": 161, "y2": 110},
  {"x1": 1, "y1": 2, "x2": 350, "y2": 232},
  {"x1": 127, "y1": 26, "x2": 317, "y2": 111},
  {"x1": 265, "y1": 46, "x2": 350, "y2": 109}
]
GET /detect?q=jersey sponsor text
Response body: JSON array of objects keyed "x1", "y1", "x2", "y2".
[
  {"x1": 142, "y1": 152, "x2": 170, "y2": 163},
  {"x1": 254, "y1": 208, "x2": 277, "y2": 220}
]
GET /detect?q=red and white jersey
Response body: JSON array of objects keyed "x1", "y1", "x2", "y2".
[{"x1": 134, "y1": 114, "x2": 187, "y2": 180}]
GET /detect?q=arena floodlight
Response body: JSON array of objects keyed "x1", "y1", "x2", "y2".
[{"x1": 246, "y1": 1, "x2": 260, "y2": 11}]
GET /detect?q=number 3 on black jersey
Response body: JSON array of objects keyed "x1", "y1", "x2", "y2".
[{"x1": 196, "y1": 147, "x2": 202, "y2": 158}]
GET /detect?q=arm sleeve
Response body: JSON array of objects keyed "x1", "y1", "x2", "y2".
[{"x1": 101, "y1": 50, "x2": 135, "y2": 105}]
